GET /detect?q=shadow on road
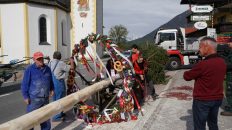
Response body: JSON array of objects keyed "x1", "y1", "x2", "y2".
[
  {"x1": 0, "y1": 82, "x2": 21, "y2": 95},
  {"x1": 180, "y1": 109, "x2": 194, "y2": 130}
]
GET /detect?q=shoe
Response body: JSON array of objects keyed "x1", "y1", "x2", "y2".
[
  {"x1": 133, "y1": 109, "x2": 139, "y2": 116},
  {"x1": 152, "y1": 93, "x2": 159, "y2": 100},
  {"x1": 153, "y1": 93, "x2": 159, "y2": 97},
  {"x1": 220, "y1": 111, "x2": 232, "y2": 116},
  {"x1": 61, "y1": 113, "x2": 66, "y2": 117},
  {"x1": 52, "y1": 119, "x2": 62, "y2": 122}
]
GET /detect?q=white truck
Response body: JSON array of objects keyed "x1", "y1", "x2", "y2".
[{"x1": 155, "y1": 28, "x2": 201, "y2": 70}]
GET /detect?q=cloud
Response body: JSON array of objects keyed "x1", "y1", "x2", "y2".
[{"x1": 103, "y1": 0, "x2": 188, "y2": 40}]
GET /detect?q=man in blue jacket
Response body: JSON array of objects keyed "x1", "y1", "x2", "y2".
[{"x1": 21, "y1": 51, "x2": 54, "y2": 130}]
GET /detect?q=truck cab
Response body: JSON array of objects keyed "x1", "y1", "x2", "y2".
[
  {"x1": 155, "y1": 28, "x2": 200, "y2": 70},
  {"x1": 155, "y1": 29, "x2": 182, "y2": 50}
]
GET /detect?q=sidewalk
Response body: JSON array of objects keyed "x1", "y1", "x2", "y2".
[
  {"x1": 48, "y1": 70, "x2": 232, "y2": 130},
  {"x1": 145, "y1": 70, "x2": 232, "y2": 130}
]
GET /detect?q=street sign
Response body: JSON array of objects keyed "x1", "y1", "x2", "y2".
[
  {"x1": 194, "y1": 21, "x2": 207, "y2": 30},
  {"x1": 191, "y1": 5, "x2": 214, "y2": 13},
  {"x1": 191, "y1": 15, "x2": 211, "y2": 21}
]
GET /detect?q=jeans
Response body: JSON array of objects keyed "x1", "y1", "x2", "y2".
[
  {"x1": 27, "y1": 98, "x2": 51, "y2": 130},
  {"x1": 52, "y1": 75, "x2": 66, "y2": 120},
  {"x1": 192, "y1": 99, "x2": 222, "y2": 130}
]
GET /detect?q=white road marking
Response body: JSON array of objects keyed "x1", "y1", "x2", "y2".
[{"x1": 0, "y1": 92, "x2": 13, "y2": 98}]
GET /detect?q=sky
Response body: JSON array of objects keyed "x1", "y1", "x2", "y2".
[{"x1": 103, "y1": 0, "x2": 188, "y2": 40}]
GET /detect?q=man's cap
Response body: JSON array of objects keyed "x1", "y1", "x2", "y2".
[{"x1": 33, "y1": 51, "x2": 44, "y2": 60}]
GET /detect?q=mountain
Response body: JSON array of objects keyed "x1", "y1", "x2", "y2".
[{"x1": 129, "y1": 10, "x2": 193, "y2": 44}]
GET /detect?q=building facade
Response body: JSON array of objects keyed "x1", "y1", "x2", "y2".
[
  {"x1": 0, "y1": 0, "x2": 103, "y2": 64},
  {"x1": 180, "y1": 0, "x2": 232, "y2": 44},
  {"x1": 71, "y1": 0, "x2": 103, "y2": 59}
]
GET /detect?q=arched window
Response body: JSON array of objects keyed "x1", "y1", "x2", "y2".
[{"x1": 39, "y1": 17, "x2": 49, "y2": 45}]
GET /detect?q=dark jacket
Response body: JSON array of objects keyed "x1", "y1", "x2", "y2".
[{"x1": 183, "y1": 54, "x2": 226, "y2": 100}]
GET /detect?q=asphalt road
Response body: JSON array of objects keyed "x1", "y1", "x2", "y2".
[{"x1": 0, "y1": 89, "x2": 25, "y2": 124}]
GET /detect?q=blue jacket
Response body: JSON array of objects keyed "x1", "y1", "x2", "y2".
[{"x1": 21, "y1": 63, "x2": 54, "y2": 99}]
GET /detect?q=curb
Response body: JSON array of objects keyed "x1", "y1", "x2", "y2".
[{"x1": 0, "y1": 81, "x2": 21, "y2": 95}]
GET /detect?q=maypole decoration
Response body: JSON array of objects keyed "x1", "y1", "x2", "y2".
[{"x1": 67, "y1": 33, "x2": 145, "y2": 126}]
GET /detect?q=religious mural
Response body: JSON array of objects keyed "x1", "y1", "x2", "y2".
[
  {"x1": 77, "y1": 0, "x2": 89, "y2": 11},
  {"x1": 77, "y1": 0, "x2": 89, "y2": 18}
]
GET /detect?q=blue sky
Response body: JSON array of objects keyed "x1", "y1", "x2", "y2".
[{"x1": 103, "y1": 0, "x2": 188, "y2": 40}]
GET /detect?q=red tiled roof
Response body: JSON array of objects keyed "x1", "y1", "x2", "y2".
[{"x1": 185, "y1": 27, "x2": 197, "y2": 35}]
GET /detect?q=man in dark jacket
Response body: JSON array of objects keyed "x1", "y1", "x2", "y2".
[
  {"x1": 21, "y1": 51, "x2": 54, "y2": 130},
  {"x1": 183, "y1": 37, "x2": 226, "y2": 130},
  {"x1": 220, "y1": 41, "x2": 232, "y2": 116}
]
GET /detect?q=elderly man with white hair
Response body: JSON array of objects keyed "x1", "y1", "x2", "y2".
[{"x1": 183, "y1": 37, "x2": 226, "y2": 130}]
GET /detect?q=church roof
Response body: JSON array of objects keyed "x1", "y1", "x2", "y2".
[{"x1": 0, "y1": 0, "x2": 70, "y2": 12}]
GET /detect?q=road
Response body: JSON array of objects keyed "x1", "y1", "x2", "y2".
[{"x1": 0, "y1": 90, "x2": 25, "y2": 124}]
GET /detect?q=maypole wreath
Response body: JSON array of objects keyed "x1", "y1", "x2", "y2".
[{"x1": 67, "y1": 33, "x2": 145, "y2": 125}]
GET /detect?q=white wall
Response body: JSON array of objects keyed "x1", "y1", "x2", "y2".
[
  {"x1": 0, "y1": 4, "x2": 25, "y2": 63},
  {"x1": 28, "y1": 3, "x2": 55, "y2": 59},
  {"x1": 57, "y1": 9, "x2": 71, "y2": 60},
  {"x1": 72, "y1": 0, "x2": 94, "y2": 43},
  {"x1": 71, "y1": 0, "x2": 103, "y2": 58},
  {"x1": 0, "y1": 1, "x2": 104, "y2": 64}
]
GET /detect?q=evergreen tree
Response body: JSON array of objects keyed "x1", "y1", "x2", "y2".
[{"x1": 141, "y1": 42, "x2": 169, "y2": 84}]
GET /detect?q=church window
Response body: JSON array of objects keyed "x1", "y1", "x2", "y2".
[
  {"x1": 61, "y1": 21, "x2": 67, "y2": 46},
  {"x1": 39, "y1": 16, "x2": 49, "y2": 45}
]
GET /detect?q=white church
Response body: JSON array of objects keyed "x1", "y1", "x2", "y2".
[{"x1": 0, "y1": 0, "x2": 103, "y2": 64}]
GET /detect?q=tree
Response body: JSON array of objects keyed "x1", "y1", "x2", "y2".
[
  {"x1": 108, "y1": 25, "x2": 128, "y2": 46},
  {"x1": 140, "y1": 42, "x2": 169, "y2": 84}
]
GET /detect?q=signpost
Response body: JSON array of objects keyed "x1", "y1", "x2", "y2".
[
  {"x1": 191, "y1": 5, "x2": 213, "y2": 13},
  {"x1": 194, "y1": 21, "x2": 207, "y2": 30},
  {"x1": 191, "y1": 5, "x2": 214, "y2": 30},
  {"x1": 191, "y1": 15, "x2": 211, "y2": 21}
]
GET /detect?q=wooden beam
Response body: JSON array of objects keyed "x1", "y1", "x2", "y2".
[{"x1": 0, "y1": 78, "x2": 118, "y2": 130}]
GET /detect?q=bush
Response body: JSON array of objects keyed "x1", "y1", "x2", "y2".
[{"x1": 140, "y1": 42, "x2": 169, "y2": 84}]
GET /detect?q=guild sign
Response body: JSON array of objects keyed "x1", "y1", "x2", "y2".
[
  {"x1": 191, "y1": 15, "x2": 211, "y2": 21},
  {"x1": 194, "y1": 21, "x2": 207, "y2": 30},
  {"x1": 191, "y1": 5, "x2": 213, "y2": 13}
]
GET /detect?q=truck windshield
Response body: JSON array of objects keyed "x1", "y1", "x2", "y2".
[{"x1": 159, "y1": 33, "x2": 175, "y2": 41}]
